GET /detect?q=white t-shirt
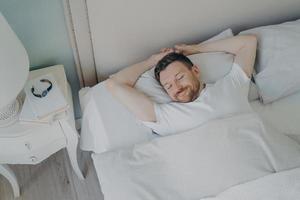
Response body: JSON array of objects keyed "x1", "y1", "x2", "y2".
[{"x1": 143, "y1": 63, "x2": 253, "y2": 136}]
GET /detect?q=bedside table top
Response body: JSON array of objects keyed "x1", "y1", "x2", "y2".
[{"x1": 29, "y1": 65, "x2": 68, "y2": 99}]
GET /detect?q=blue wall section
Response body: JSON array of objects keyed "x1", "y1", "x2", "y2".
[{"x1": 0, "y1": 0, "x2": 82, "y2": 119}]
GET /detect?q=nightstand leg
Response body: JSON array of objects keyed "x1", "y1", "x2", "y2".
[
  {"x1": 60, "y1": 119, "x2": 85, "y2": 180},
  {"x1": 0, "y1": 164, "x2": 20, "y2": 197}
]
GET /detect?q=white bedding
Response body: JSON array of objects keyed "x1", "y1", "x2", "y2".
[
  {"x1": 79, "y1": 82, "x2": 300, "y2": 153},
  {"x1": 251, "y1": 91, "x2": 300, "y2": 144},
  {"x1": 92, "y1": 113, "x2": 300, "y2": 199},
  {"x1": 80, "y1": 85, "x2": 300, "y2": 199},
  {"x1": 79, "y1": 83, "x2": 154, "y2": 153},
  {"x1": 202, "y1": 167, "x2": 300, "y2": 200}
]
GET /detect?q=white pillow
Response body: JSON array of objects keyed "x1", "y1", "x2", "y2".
[
  {"x1": 136, "y1": 28, "x2": 259, "y2": 103},
  {"x1": 93, "y1": 113, "x2": 300, "y2": 200},
  {"x1": 239, "y1": 19, "x2": 300, "y2": 104},
  {"x1": 79, "y1": 84, "x2": 155, "y2": 154}
]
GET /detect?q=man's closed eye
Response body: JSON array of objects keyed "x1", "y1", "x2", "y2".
[
  {"x1": 177, "y1": 74, "x2": 184, "y2": 80},
  {"x1": 164, "y1": 84, "x2": 172, "y2": 90}
]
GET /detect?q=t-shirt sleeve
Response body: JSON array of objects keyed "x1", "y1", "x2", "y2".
[
  {"x1": 221, "y1": 63, "x2": 250, "y2": 97},
  {"x1": 228, "y1": 63, "x2": 249, "y2": 84},
  {"x1": 142, "y1": 103, "x2": 176, "y2": 136},
  {"x1": 213, "y1": 62, "x2": 252, "y2": 114}
]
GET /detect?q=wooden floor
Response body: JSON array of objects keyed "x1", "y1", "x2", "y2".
[{"x1": 0, "y1": 150, "x2": 104, "y2": 200}]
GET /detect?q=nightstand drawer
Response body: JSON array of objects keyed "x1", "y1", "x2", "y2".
[
  {"x1": 0, "y1": 122, "x2": 65, "y2": 164},
  {"x1": 7, "y1": 139, "x2": 67, "y2": 164}
]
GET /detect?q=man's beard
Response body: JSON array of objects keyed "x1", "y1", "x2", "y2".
[{"x1": 175, "y1": 84, "x2": 199, "y2": 103}]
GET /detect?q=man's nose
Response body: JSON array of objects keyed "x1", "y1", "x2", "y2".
[
  {"x1": 174, "y1": 81, "x2": 183, "y2": 92},
  {"x1": 174, "y1": 80, "x2": 182, "y2": 89}
]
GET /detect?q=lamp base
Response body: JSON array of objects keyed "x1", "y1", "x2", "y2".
[{"x1": 0, "y1": 99, "x2": 20, "y2": 127}]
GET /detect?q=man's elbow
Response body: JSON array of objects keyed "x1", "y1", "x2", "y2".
[
  {"x1": 105, "y1": 78, "x2": 116, "y2": 92},
  {"x1": 239, "y1": 34, "x2": 257, "y2": 48},
  {"x1": 246, "y1": 34, "x2": 257, "y2": 47},
  {"x1": 106, "y1": 75, "x2": 134, "y2": 90}
]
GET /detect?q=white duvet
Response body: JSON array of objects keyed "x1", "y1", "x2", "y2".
[
  {"x1": 202, "y1": 167, "x2": 300, "y2": 200},
  {"x1": 93, "y1": 113, "x2": 300, "y2": 200}
]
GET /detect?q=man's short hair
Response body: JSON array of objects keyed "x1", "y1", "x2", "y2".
[{"x1": 154, "y1": 52, "x2": 194, "y2": 83}]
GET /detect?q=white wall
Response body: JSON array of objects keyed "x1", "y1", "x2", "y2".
[{"x1": 86, "y1": 0, "x2": 300, "y2": 79}]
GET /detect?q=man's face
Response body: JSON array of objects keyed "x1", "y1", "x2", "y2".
[{"x1": 159, "y1": 61, "x2": 200, "y2": 103}]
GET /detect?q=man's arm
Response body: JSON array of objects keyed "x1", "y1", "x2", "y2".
[
  {"x1": 175, "y1": 35, "x2": 257, "y2": 77},
  {"x1": 105, "y1": 50, "x2": 173, "y2": 122}
]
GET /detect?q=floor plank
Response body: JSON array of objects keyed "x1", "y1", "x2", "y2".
[{"x1": 0, "y1": 150, "x2": 104, "y2": 200}]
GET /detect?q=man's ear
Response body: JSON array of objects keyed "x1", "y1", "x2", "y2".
[{"x1": 191, "y1": 64, "x2": 200, "y2": 75}]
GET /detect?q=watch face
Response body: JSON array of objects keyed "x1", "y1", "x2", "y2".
[{"x1": 42, "y1": 90, "x2": 48, "y2": 97}]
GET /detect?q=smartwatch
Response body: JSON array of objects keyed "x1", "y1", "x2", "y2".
[{"x1": 31, "y1": 79, "x2": 53, "y2": 98}]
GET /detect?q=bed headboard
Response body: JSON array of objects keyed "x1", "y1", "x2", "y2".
[{"x1": 82, "y1": 0, "x2": 300, "y2": 81}]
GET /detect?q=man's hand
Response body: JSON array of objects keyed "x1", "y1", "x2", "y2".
[
  {"x1": 174, "y1": 44, "x2": 199, "y2": 56},
  {"x1": 146, "y1": 48, "x2": 174, "y2": 66}
]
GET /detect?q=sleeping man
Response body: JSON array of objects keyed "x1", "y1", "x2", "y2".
[{"x1": 105, "y1": 35, "x2": 257, "y2": 135}]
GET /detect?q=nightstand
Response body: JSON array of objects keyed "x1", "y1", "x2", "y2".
[{"x1": 0, "y1": 65, "x2": 84, "y2": 198}]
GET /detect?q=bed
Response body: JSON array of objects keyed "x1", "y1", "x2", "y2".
[
  {"x1": 81, "y1": 88, "x2": 300, "y2": 199},
  {"x1": 74, "y1": 1, "x2": 300, "y2": 199}
]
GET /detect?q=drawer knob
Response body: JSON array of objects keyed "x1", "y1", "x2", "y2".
[
  {"x1": 30, "y1": 156, "x2": 37, "y2": 162},
  {"x1": 25, "y1": 142, "x2": 31, "y2": 150}
]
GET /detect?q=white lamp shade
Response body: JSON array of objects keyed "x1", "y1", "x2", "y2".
[{"x1": 0, "y1": 12, "x2": 29, "y2": 108}]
